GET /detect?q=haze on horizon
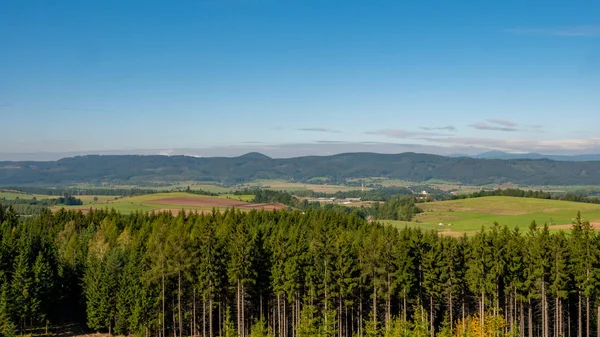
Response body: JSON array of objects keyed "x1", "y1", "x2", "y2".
[{"x1": 1, "y1": 0, "x2": 599, "y2": 159}]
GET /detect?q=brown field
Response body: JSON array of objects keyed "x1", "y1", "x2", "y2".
[
  {"x1": 72, "y1": 208, "x2": 217, "y2": 215},
  {"x1": 549, "y1": 221, "x2": 600, "y2": 230},
  {"x1": 147, "y1": 196, "x2": 287, "y2": 210}
]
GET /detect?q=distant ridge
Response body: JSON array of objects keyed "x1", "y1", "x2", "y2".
[
  {"x1": 238, "y1": 152, "x2": 272, "y2": 160},
  {"x1": 2, "y1": 152, "x2": 600, "y2": 186},
  {"x1": 474, "y1": 150, "x2": 600, "y2": 161}
]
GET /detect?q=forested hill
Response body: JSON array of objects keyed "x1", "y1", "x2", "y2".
[{"x1": 1, "y1": 152, "x2": 600, "y2": 186}]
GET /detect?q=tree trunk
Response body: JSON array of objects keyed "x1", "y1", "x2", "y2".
[
  {"x1": 373, "y1": 279, "x2": 377, "y2": 327},
  {"x1": 292, "y1": 296, "x2": 296, "y2": 337},
  {"x1": 203, "y1": 297, "x2": 206, "y2": 337},
  {"x1": 529, "y1": 299, "x2": 533, "y2": 337},
  {"x1": 242, "y1": 284, "x2": 245, "y2": 337},
  {"x1": 340, "y1": 293, "x2": 343, "y2": 337},
  {"x1": 586, "y1": 296, "x2": 590, "y2": 337},
  {"x1": 430, "y1": 296, "x2": 434, "y2": 337},
  {"x1": 359, "y1": 289, "x2": 363, "y2": 337},
  {"x1": 325, "y1": 259, "x2": 328, "y2": 332},
  {"x1": 542, "y1": 281, "x2": 547, "y2": 337},
  {"x1": 387, "y1": 272, "x2": 391, "y2": 332},
  {"x1": 569, "y1": 301, "x2": 571, "y2": 337},
  {"x1": 163, "y1": 274, "x2": 166, "y2": 337},
  {"x1": 596, "y1": 303, "x2": 600, "y2": 337},
  {"x1": 278, "y1": 294, "x2": 281, "y2": 337},
  {"x1": 558, "y1": 299, "x2": 561, "y2": 337},
  {"x1": 283, "y1": 296, "x2": 288, "y2": 337},
  {"x1": 298, "y1": 296, "x2": 301, "y2": 337},
  {"x1": 579, "y1": 292, "x2": 582, "y2": 337},
  {"x1": 555, "y1": 297, "x2": 559, "y2": 337},
  {"x1": 463, "y1": 299, "x2": 466, "y2": 336},
  {"x1": 481, "y1": 291, "x2": 486, "y2": 337},
  {"x1": 209, "y1": 297, "x2": 213, "y2": 337},
  {"x1": 449, "y1": 289, "x2": 453, "y2": 334},
  {"x1": 520, "y1": 301, "x2": 525, "y2": 337},
  {"x1": 237, "y1": 279, "x2": 241, "y2": 337},
  {"x1": 504, "y1": 294, "x2": 508, "y2": 336},
  {"x1": 173, "y1": 298, "x2": 177, "y2": 337},
  {"x1": 508, "y1": 290, "x2": 513, "y2": 335},
  {"x1": 345, "y1": 302, "x2": 348, "y2": 337},
  {"x1": 179, "y1": 271, "x2": 183, "y2": 337}
]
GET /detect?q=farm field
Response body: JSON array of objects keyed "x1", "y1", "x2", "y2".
[
  {"x1": 52, "y1": 192, "x2": 285, "y2": 214},
  {"x1": 239, "y1": 179, "x2": 363, "y2": 193},
  {"x1": 347, "y1": 177, "x2": 500, "y2": 194},
  {"x1": 71, "y1": 181, "x2": 234, "y2": 193},
  {"x1": 385, "y1": 196, "x2": 600, "y2": 235}
]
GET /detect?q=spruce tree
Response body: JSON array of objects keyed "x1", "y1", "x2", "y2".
[{"x1": 11, "y1": 249, "x2": 32, "y2": 333}]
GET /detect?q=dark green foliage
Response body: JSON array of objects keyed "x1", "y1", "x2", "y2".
[
  {"x1": 3, "y1": 206, "x2": 600, "y2": 337},
  {"x1": 370, "y1": 196, "x2": 423, "y2": 221},
  {"x1": 273, "y1": 186, "x2": 418, "y2": 202}
]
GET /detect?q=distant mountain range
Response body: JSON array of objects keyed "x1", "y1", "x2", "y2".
[
  {"x1": 473, "y1": 151, "x2": 600, "y2": 162},
  {"x1": 2, "y1": 152, "x2": 600, "y2": 187}
]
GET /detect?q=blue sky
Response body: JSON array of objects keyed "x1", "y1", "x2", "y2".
[{"x1": 1, "y1": 0, "x2": 599, "y2": 158}]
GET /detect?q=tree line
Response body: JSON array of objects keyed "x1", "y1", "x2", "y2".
[
  {"x1": 238, "y1": 189, "x2": 422, "y2": 221},
  {"x1": 2, "y1": 187, "x2": 158, "y2": 197},
  {"x1": 450, "y1": 189, "x2": 600, "y2": 204},
  {"x1": 2, "y1": 205, "x2": 600, "y2": 337},
  {"x1": 290, "y1": 187, "x2": 416, "y2": 202},
  {"x1": 0, "y1": 194, "x2": 83, "y2": 216}
]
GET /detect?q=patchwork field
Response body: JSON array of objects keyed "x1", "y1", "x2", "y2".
[
  {"x1": 71, "y1": 181, "x2": 234, "y2": 193},
  {"x1": 386, "y1": 196, "x2": 600, "y2": 235},
  {"x1": 53, "y1": 192, "x2": 286, "y2": 214}
]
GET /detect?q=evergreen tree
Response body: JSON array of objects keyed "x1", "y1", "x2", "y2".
[
  {"x1": 571, "y1": 212, "x2": 597, "y2": 337},
  {"x1": 0, "y1": 274, "x2": 16, "y2": 337},
  {"x1": 11, "y1": 249, "x2": 32, "y2": 333},
  {"x1": 32, "y1": 251, "x2": 54, "y2": 328},
  {"x1": 466, "y1": 228, "x2": 492, "y2": 337}
]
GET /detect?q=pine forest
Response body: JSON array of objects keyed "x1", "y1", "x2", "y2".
[{"x1": 1, "y1": 206, "x2": 600, "y2": 337}]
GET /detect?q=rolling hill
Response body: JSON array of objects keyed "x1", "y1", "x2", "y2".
[
  {"x1": 474, "y1": 151, "x2": 600, "y2": 161},
  {"x1": 1, "y1": 152, "x2": 600, "y2": 186}
]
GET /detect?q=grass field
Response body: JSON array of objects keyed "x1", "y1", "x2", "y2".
[
  {"x1": 385, "y1": 196, "x2": 600, "y2": 235},
  {"x1": 0, "y1": 189, "x2": 46, "y2": 200},
  {"x1": 52, "y1": 192, "x2": 274, "y2": 214}
]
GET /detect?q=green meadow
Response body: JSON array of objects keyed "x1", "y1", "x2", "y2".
[{"x1": 385, "y1": 196, "x2": 600, "y2": 235}]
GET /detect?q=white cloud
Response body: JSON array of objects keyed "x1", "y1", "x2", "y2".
[
  {"x1": 365, "y1": 129, "x2": 445, "y2": 138},
  {"x1": 421, "y1": 136, "x2": 600, "y2": 153},
  {"x1": 296, "y1": 127, "x2": 341, "y2": 133},
  {"x1": 420, "y1": 125, "x2": 457, "y2": 132},
  {"x1": 470, "y1": 122, "x2": 519, "y2": 132},
  {"x1": 487, "y1": 119, "x2": 518, "y2": 127}
]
